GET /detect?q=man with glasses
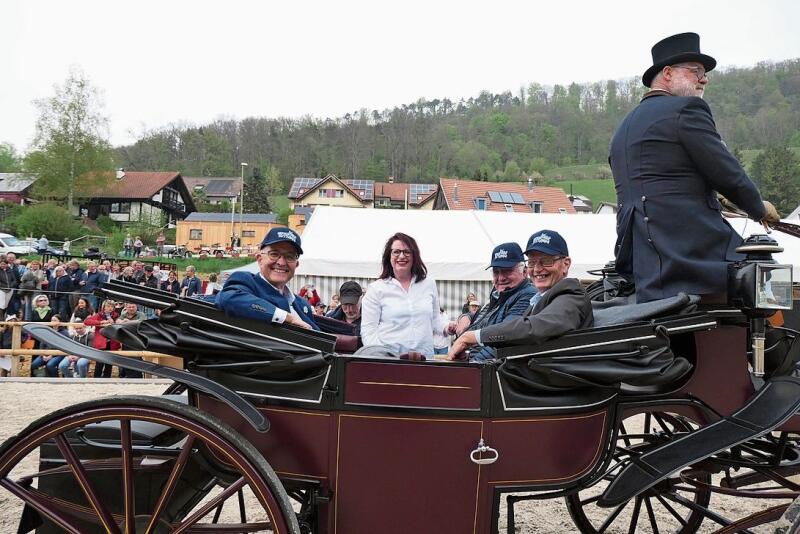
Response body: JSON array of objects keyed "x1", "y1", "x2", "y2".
[
  {"x1": 452, "y1": 242, "x2": 535, "y2": 362},
  {"x1": 216, "y1": 227, "x2": 318, "y2": 330},
  {"x1": 448, "y1": 230, "x2": 592, "y2": 359},
  {"x1": 610, "y1": 32, "x2": 779, "y2": 303}
]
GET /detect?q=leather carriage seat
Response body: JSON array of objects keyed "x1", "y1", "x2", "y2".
[{"x1": 591, "y1": 293, "x2": 700, "y2": 328}]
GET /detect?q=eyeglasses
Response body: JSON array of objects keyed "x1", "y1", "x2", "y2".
[
  {"x1": 670, "y1": 65, "x2": 707, "y2": 82},
  {"x1": 390, "y1": 249, "x2": 412, "y2": 257},
  {"x1": 264, "y1": 250, "x2": 299, "y2": 263},
  {"x1": 525, "y1": 256, "x2": 564, "y2": 268}
]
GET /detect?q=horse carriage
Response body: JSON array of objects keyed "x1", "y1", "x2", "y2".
[{"x1": 1, "y1": 233, "x2": 799, "y2": 533}]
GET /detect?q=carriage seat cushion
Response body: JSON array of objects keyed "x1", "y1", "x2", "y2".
[{"x1": 591, "y1": 293, "x2": 699, "y2": 328}]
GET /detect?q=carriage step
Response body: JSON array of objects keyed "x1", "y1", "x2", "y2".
[{"x1": 599, "y1": 376, "x2": 800, "y2": 507}]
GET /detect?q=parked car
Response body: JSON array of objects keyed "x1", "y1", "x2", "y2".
[{"x1": 0, "y1": 234, "x2": 39, "y2": 255}]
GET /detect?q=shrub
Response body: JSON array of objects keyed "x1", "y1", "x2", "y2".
[
  {"x1": 12, "y1": 203, "x2": 83, "y2": 240},
  {"x1": 96, "y1": 215, "x2": 117, "y2": 233}
]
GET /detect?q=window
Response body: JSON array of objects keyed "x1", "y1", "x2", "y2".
[
  {"x1": 110, "y1": 202, "x2": 131, "y2": 214},
  {"x1": 242, "y1": 230, "x2": 256, "y2": 237},
  {"x1": 318, "y1": 188, "x2": 344, "y2": 198},
  {"x1": 189, "y1": 229, "x2": 203, "y2": 240},
  {"x1": 163, "y1": 187, "x2": 178, "y2": 204},
  {"x1": 504, "y1": 204, "x2": 514, "y2": 213},
  {"x1": 474, "y1": 198, "x2": 487, "y2": 210},
  {"x1": 530, "y1": 202, "x2": 543, "y2": 213},
  {"x1": 193, "y1": 185, "x2": 205, "y2": 192}
]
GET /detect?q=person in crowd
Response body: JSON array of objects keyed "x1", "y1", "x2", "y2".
[
  {"x1": 156, "y1": 231, "x2": 166, "y2": 256},
  {"x1": 449, "y1": 230, "x2": 593, "y2": 360},
  {"x1": 30, "y1": 315, "x2": 68, "y2": 377},
  {"x1": 49, "y1": 265, "x2": 74, "y2": 319},
  {"x1": 116, "y1": 302, "x2": 146, "y2": 379},
  {"x1": 82, "y1": 261, "x2": 104, "y2": 309},
  {"x1": 62, "y1": 238, "x2": 71, "y2": 255},
  {"x1": 123, "y1": 233, "x2": 133, "y2": 257},
  {"x1": 0, "y1": 257, "x2": 19, "y2": 317},
  {"x1": 216, "y1": 227, "x2": 318, "y2": 329},
  {"x1": 461, "y1": 291, "x2": 478, "y2": 314},
  {"x1": 298, "y1": 283, "x2": 321, "y2": 306},
  {"x1": 328, "y1": 293, "x2": 340, "y2": 310},
  {"x1": 610, "y1": 32, "x2": 780, "y2": 303},
  {"x1": 96, "y1": 263, "x2": 110, "y2": 284},
  {"x1": 109, "y1": 263, "x2": 121, "y2": 280},
  {"x1": 140, "y1": 265, "x2": 160, "y2": 289},
  {"x1": 361, "y1": 232, "x2": 455, "y2": 357},
  {"x1": 433, "y1": 307, "x2": 451, "y2": 355},
  {"x1": 181, "y1": 265, "x2": 201, "y2": 297},
  {"x1": 120, "y1": 265, "x2": 137, "y2": 283},
  {"x1": 6, "y1": 252, "x2": 21, "y2": 279},
  {"x1": 133, "y1": 236, "x2": 144, "y2": 257},
  {"x1": 452, "y1": 242, "x2": 537, "y2": 362},
  {"x1": 17, "y1": 257, "x2": 29, "y2": 276},
  {"x1": 70, "y1": 296, "x2": 95, "y2": 323},
  {"x1": 326, "y1": 281, "x2": 363, "y2": 332},
  {"x1": 19, "y1": 259, "x2": 46, "y2": 320},
  {"x1": 44, "y1": 258, "x2": 58, "y2": 279},
  {"x1": 466, "y1": 300, "x2": 480, "y2": 319},
  {"x1": 85, "y1": 299, "x2": 120, "y2": 378},
  {"x1": 152, "y1": 265, "x2": 165, "y2": 283},
  {"x1": 0, "y1": 312, "x2": 20, "y2": 377},
  {"x1": 314, "y1": 302, "x2": 327, "y2": 316},
  {"x1": 65, "y1": 259, "x2": 86, "y2": 310},
  {"x1": 37, "y1": 234, "x2": 49, "y2": 254},
  {"x1": 204, "y1": 273, "x2": 222, "y2": 296},
  {"x1": 131, "y1": 261, "x2": 146, "y2": 283},
  {"x1": 161, "y1": 270, "x2": 180, "y2": 294},
  {"x1": 57, "y1": 319, "x2": 93, "y2": 378}
]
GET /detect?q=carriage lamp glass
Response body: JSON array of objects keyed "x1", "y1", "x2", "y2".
[{"x1": 755, "y1": 263, "x2": 793, "y2": 310}]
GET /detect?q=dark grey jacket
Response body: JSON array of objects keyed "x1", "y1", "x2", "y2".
[
  {"x1": 479, "y1": 278, "x2": 593, "y2": 347},
  {"x1": 610, "y1": 92, "x2": 766, "y2": 303}
]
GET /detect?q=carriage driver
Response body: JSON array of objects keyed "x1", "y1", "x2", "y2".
[
  {"x1": 448, "y1": 230, "x2": 593, "y2": 360},
  {"x1": 216, "y1": 227, "x2": 319, "y2": 330}
]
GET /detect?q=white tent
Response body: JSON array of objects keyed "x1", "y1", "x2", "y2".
[{"x1": 222, "y1": 207, "x2": 799, "y2": 317}]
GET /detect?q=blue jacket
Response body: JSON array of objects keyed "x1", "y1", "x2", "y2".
[
  {"x1": 467, "y1": 278, "x2": 536, "y2": 362},
  {"x1": 83, "y1": 270, "x2": 105, "y2": 294},
  {"x1": 181, "y1": 275, "x2": 201, "y2": 296},
  {"x1": 610, "y1": 93, "x2": 766, "y2": 303},
  {"x1": 216, "y1": 272, "x2": 319, "y2": 330}
]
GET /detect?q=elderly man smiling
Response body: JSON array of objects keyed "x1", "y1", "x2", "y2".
[
  {"x1": 448, "y1": 230, "x2": 593, "y2": 360},
  {"x1": 216, "y1": 227, "x2": 319, "y2": 330}
]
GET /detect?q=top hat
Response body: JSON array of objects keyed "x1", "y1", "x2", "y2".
[{"x1": 642, "y1": 32, "x2": 716, "y2": 87}]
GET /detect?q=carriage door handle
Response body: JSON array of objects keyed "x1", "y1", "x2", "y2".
[{"x1": 470, "y1": 438, "x2": 499, "y2": 465}]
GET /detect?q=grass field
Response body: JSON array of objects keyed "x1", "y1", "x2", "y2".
[
  {"x1": 270, "y1": 195, "x2": 291, "y2": 213},
  {"x1": 544, "y1": 163, "x2": 612, "y2": 182},
  {"x1": 551, "y1": 179, "x2": 617, "y2": 206}
]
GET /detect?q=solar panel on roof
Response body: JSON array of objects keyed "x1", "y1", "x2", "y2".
[
  {"x1": 205, "y1": 180, "x2": 236, "y2": 195},
  {"x1": 510, "y1": 192, "x2": 524, "y2": 204},
  {"x1": 289, "y1": 177, "x2": 322, "y2": 197},
  {"x1": 488, "y1": 191, "x2": 503, "y2": 203}
]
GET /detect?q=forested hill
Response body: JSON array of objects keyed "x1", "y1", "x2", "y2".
[{"x1": 115, "y1": 59, "x2": 800, "y2": 190}]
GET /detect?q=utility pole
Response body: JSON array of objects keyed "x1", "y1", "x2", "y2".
[{"x1": 239, "y1": 162, "x2": 248, "y2": 247}]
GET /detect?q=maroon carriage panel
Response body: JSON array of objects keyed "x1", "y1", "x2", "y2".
[
  {"x1": 333, "y1": 413, "x2": 485, "y2": 534},
  {"x1": 196, "y1": 395, "x2": 333, "y2": 481},
  {"x1": 345, "y1": 361, "x2": 482, "y2": 410},
  {"x1": 485, "y1": 410, "x2": 609, "y2": 487}
]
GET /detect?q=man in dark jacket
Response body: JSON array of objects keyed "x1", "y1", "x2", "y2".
[
  {"x1": 49, "y1": 265, "x2": 74, "y2": 319},
  {"x1": 217, "y1": 227, "x2": 318, "y2": 330},
  {"x1": 453, "y1": 242, "x2": 536, "y2": 362},
  {"x1": 326, "y1": 281, "x2": 363, "y2": 333},
  {"x1": 448, "y1": 230, "x2": 592, "y2": 359},
  {"x1": 82, "y1": 261, "x2": 104, "y2": 309},
  {"x1": 610, "y1": 32, "x2": 779, "y2": 303}
]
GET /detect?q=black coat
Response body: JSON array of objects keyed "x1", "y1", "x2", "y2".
[
  {"x1": 479, "y1": 278, "x2": 593, "y2": 347},
  {"x1": 610, "y1": 93, "x2": 766, "y2": 303}
]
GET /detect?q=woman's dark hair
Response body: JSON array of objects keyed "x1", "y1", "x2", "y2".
[{"x1": 379, "y1": 232, "x2": 427, "y2": 281}]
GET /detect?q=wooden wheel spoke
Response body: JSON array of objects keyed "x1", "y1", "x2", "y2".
[
  {"x1": 644, "y1": 497, "x2": 660, "y2": 534},
  {"x1": 120, "y1": 419, "x2": 136, "y2": 534},
  {"x1": 0, "y1": 477, "x2": 86, "y2": 534},
  {"x1": 238, "y1": 488, "x2": 247, "y2": 523},
  {"x1": 654, "y1": 494, "x2": 688, "y2": 526},
  {"x1": 145, "y1": 435, "x2": 196, "y2": 534},
  {"x1": 172, "y1": 477, "x2": 247, "y2": 534},
  {"x1": 597, "y1": 500, "x2": 628, "y2": 534},
  {"x1": 627, "y1": 497, "x2": 642, "y2": 534},
  {"x1": 181, "y1": 523, "x2": 273, "y2": 532},
  {"x1": 55, "y1": 433, "x2": 122, "y2": 534}
]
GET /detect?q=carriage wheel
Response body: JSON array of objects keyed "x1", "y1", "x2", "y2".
[
  {"x1": 565, "y1": 412, "x2": 711, "y2": 534},
  {"x1": 0, "y1": 395, "x2": 300, "y2": 534}
]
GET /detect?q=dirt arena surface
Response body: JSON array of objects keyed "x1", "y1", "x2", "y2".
[{"x1": 0, "y1": 380, "x2": 788, "y2": 533}]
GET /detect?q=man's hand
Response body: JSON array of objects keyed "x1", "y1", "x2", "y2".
[
  {"x1": 762, "y1": 200, "x2": 780, "y2": 224},
  {"x1": 284, "y1": 313, "x2": 312, "y2": 330},
  {"x1": 455, "y1": 315, "x2": 471, "y2": 336},
  {"x1": 445, "y1": 321, "x2": 458, "y2": 335},
  {"x1": 447, "y1": 330, "x2": 478, "y2": 361}
]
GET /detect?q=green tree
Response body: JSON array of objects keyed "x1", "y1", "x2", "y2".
[
  {"x1": 0, "y1": 143, "x2": 23, "y2": 172},
  {"x1": 12, "y1": 203, "x2": 84, "y2": 239},
  {"x1": 26, "y1": 68, "x2": 114, "y2": 212},
  {"x1": 503, "y1": 160, "x2": 522, "y2": 182},
  {"x1": 751, "y1": 146, "x2": 800, "y2": 215}
]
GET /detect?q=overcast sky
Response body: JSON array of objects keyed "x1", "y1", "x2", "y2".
[{"x1": 2, "y1": 0, "x2": 798, "y2": 152}]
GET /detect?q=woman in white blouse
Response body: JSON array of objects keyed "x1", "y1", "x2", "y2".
[{"x1": 361, "y1": 233, "x2": 455, "y2": 356}]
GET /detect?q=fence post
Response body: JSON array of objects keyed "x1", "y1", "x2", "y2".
[{"x1": 10, "y1": 323, "x2": 21, "y2": 377}]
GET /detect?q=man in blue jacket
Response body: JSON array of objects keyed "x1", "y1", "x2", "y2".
[
  {"x1": 610, "y1": 32, "x2": 780, "y2": 303},
  {"x1": 216, "y1": 227, "x2": 318, "y2": 330},
  {"x1": 453, "y1": 242, "x2": 536, "y2": 362}
]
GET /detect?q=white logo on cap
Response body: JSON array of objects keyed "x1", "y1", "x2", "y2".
[
  {"x1": 494, "y1": 249, "x2": 509, "y2": 260},
  {"x1": 532, "y1": 233, "x2": 551, "y2": 245},
  {"x1": 277, "y1": 231, "x2": 297, "y2": 242}
]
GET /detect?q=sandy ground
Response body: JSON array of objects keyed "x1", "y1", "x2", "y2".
[{"x1": 0, "y1": 380, "x2": 791, "y2": 533}]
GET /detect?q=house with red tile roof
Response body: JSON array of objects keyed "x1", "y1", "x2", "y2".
[
  {"x1": 373, "y1": 180, "x2": 437, "y2": 209},
  {"x1": 77, "y1": 170, "x2": 196, "y2": 225},
  {"x1": 287, "y1": 174, "x2": 373, "y2": 209},
  {"x1": 183, "y1": 176, "x2": 242, "y2": 205},
  {"x1": 433, "y1": 178, "x2": 576, "y2": 214}
]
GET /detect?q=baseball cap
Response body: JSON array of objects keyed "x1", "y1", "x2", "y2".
[
  {"x1": 468, "y1": 300, "x2": 480, "y2": 307},
  {"x1": 525, "y1": 230, "x2": 569, "y2": 256},
  {"x1": 487, "y1": 242, "x2": 525, "y2": 269},
  {"x1": 339, "y1": 281, "x2": 363, "y2": 305},
  {"x1": 260, "y1": 227, "x2": 303, "y2": 254}
]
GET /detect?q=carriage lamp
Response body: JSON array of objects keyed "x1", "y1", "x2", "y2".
[{"x1": 728, "y1": 234, "x2": 794, "y2": 376}]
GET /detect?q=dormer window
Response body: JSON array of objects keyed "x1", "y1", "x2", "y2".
[
  {"x1": 530, "y1": 201, "x2": 543, "y2": 213},
  {"x1": 474, "y1": 197, "x2": 487, "y2": 210}
]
